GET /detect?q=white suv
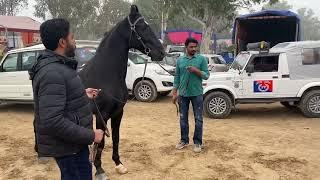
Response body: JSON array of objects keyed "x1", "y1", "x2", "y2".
[
  {"x1": 0, "y1": 41, "x2": 174, "y2": 104},
  {"x1": 203, "y1": 41, "x2": 320, "y2": 118}
]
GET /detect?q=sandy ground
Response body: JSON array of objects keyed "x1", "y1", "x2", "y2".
[{"x1": 0, "y1": 96, "x2": 320, "y2": 180}]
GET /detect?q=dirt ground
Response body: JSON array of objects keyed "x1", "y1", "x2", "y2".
[{"x1": 0, "y1": 96, "x2": 320, "y2": 180}]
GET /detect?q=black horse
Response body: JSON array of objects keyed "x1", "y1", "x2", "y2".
[{"x1": 79, "y1": 5, "x2": 165, "y2": 179}]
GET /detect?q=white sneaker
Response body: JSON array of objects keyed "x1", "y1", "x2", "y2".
[
  {"x1": 175, "y1": 141, "x2": 189, "y2": 150},
  {"x1": 193, "y1": 144, "x2": 202, "y2": 153}
]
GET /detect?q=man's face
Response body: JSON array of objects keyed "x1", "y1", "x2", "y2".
[
  {"x1": 60, "y1": 32, "x2": 76, "y2": 57},
  {"x1": 186, "y1": 42, "x2": 198, "y2": 56}
]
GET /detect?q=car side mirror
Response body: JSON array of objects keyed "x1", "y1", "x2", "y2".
[
  {"x1": 246, "y1": 64, "x2": 254, "y2": 74},
  {"x1": 0, "y1": 66, "x2": 4, "y2": 72}
]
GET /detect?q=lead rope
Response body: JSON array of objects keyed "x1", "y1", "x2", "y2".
[{"x1": 89, "y1": 97, "x2": 111, "y2": 163}]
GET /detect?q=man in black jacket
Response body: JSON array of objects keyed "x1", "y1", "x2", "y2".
[{"x1": 29, "y1": 18, "x2": 104, "y2": 180}]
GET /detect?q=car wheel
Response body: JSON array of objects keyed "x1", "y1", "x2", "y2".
[
  {"x1": 280, "y1": 102, "x2": 297, "y2": 109},
  {"x1": 299, "y1": 90, "x2": 320, "y2": 118},
  {"x1": 134, "y1": 80, "x2": 157, "y2": 102},
  {"x1": 204, "y1": 91, "x2": 232, "y2": 119},
  {"x1": 160, "y1": 91, "x2": 171, "y2": 96}
]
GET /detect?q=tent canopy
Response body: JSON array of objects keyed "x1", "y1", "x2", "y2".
[{"x1": 233, "y1": 10, "x2": 301, "y2": 54}]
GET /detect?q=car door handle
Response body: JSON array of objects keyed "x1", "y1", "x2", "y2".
[{"x1": 272, "y1": 76, "x2": 278, "y2": 79}]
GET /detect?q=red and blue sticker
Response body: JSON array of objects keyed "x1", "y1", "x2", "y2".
[{"x1": 254, "y1": 80, "x2": 273, "y2": 93}]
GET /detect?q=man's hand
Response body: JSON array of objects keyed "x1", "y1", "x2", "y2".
[
  {"x1": 172, "y1": 89, "x2": 178, "y2": 104},
  {"x1": 187, "y1": 66, "x2": 202, "y2": 77},
  {"x1": 86, "y1": 88, "x2": 101, "y2": 99},
  {"x1": 187, "y1": 66, "x2": 200, "y2": 73},
  {"x1": 94, "y1": 129, "x2": 104, "y2": 143}
]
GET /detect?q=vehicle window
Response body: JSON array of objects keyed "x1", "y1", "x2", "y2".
[
  {"x1": 211, "y1": 57, "x2": 221, "y2": 64},
  {"x1": 251, "y1": 55, "x2": 279, "y2": 72},
  {"x1": 219, "y1": 57, "x2": 226, "y2": 64},
  {"x1": 230, "y1": 53, "x2": 250, "y2": 70},
  {"x1": 169, "y1": 46, "x2": 185, "y2": 53},
  {"x1": 1, "y1": 53, "x2": 18, "y2": 72},
  {"x1": 21, "y1": 51, "x2": 36, "y2": 71},
  {"x1": 128, "y1": 52, "x2": 150, "y2": 64},
  {"x1": 75, "y1": 47, "x2": 96, "y2": 63},
  {"x1": 164, "y1": 55, "x2": 178, "y2": 66},
  {"x1": 302, "y1": 48, "x2": 320, "y2": 65}
]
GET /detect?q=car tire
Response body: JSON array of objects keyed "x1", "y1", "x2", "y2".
[
  {"x1": 134, "y1": 80, "x2": 157, "y2": 102},
  {"x1": 160, "y1": 91, "x2": 171, "y2": 97},
  {"x1": 299, "y1": 90, "x2": 320, "y2": 118},
  {"x1": 280, "y1": 102, "x2": 297, "y2": 109},
  {"x1": 204, "y1": 91, "x2": 232, "y2": 119}
]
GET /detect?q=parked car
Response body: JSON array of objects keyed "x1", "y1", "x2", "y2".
[
  {"x1": 0, "y1": 40, "x2": 99, "y2": 104},
  {"x1": 126, "y1": 52, "x2": 175, "y2": 102},
  {"x1": 0, "y1": 41, "x2": 174, "y2": 104},
  {"x1": 202, "y1": 54, "x2": 228, "y2": 72},
  {"x1": 203, "y1": 41, "x2": 320, "y2": 119},
  {"x1": 218, "y1": 51, "x2": 234, "y2": 64},
  {"x1": 162, "y1": 53, "x2": 180, "y2": 67},
  {"x1": 165, "y1": 45, "x2": 185, "y2": 53}
]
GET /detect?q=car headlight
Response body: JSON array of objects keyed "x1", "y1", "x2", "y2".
[{"x1": 155, "y1": 69, "x2": 170, "y2": 75}]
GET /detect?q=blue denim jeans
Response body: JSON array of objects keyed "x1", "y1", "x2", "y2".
[
  {"x1": 55, "y1": 147, "x2": 92, "y2": 180},
  {"x1": 179, "y1": 95, "x2": 204, "y2": 145}
]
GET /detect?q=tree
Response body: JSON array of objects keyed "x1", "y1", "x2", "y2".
[
  {"x1": 263, "y1": 0, "x2": 320, "y2": 40},
  {"x1": 34, "y1": 0, "x2": 99, "y2": 39},
  {"x1": 134, "y1": 0, "x2": 204, "y2": 43},
  {"x1": 34, "y1": 0, "x2": 131, "y2": 39},
  {"x1": 173, "y1": 0, "x2": 278, "y2": 53},
  {"x1": 134, "y1": 0, "x2": 175, "y2": 39},
  {"x1": 263, "y1": 0, "x2": 292, "y2": 10},
  {"x1": 298, "y1": 8, "x2": 320, "y2": 40},
  {"x1": 0, "y1": 0, "x2": 27, "y2": 16},
  {"x1": 95, "y1": 0, "x2": 130, "y2": 38}
]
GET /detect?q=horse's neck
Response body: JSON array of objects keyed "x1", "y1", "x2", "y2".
[{"x1": 94, "y1": 31, "x2": 129, "y2": 80}]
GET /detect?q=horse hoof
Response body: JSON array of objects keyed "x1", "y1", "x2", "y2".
[
  {"x1": 115, "y1": 164, "x2": 128, "y2": 174},
  {"x1": 96, "y1": 173, "x2": 108, "y2": 180}
]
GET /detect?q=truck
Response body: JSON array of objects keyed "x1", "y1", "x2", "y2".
[
  {"x1": 233, "y1": 10, "x2": 301, "y2": 55},
  {"x1": 203, "y1": 41, "x2": 320, "y2": 119}
]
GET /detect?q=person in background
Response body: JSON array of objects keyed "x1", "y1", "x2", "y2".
[
  {"x1": 29, "y1": 18, "x2": 104, "y2": 180},
  {"x1": 172, "y1": 37, "x2": 210, "y2": 153}
]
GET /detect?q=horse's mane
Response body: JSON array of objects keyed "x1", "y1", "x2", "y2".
[{"x1": 96, "y1": 21, "x2": 124, "y2": 53}]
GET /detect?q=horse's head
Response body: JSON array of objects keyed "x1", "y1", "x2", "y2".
[{"x1": 127, "y1": 5, "x2": 165, "y2": 61}]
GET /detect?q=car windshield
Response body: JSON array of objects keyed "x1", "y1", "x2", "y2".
[
  {"x1": 163, "y1": 54, "x2": 179, "y2": 66},
  {"x1": 230, "y1": 53, "x2": 250, "y2": 71},
  {"x1": 75, "y1": 47, "x2": 96, "y2": 63},
  {"x1": 128, "y1": 52, "x2": 151, "y2": 64}
]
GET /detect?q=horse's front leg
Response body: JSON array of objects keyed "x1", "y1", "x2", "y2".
[
  {"x1": 111, "y1": 110, "x2": 128, "y2": 174},
  {"x1": 94, "y1": 114, "x2": 108, "y2": 180}
]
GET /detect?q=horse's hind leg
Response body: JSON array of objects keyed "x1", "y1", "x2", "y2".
[
  {"x1": 111, "y1": 110, "x2": 128, "y2": 174},
  {"x1": 94, "y1": 114, "x2": 107, "y2": 179}
]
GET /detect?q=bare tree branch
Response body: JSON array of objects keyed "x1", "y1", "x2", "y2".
[{"x1": 180, "y1": 6, "x2": 206, "y2": 28}]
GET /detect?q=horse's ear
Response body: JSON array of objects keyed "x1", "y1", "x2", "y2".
[{"x1": 130, "y1": 5, "x2": 139, "y2": 15}]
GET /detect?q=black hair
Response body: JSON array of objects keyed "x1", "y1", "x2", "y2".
[
  {"x1": 185, "y1": 37, "x2": 198, "y2": 47},
  {"x1": 40, "y1": 18, "x2": 70, "y2": 51}
]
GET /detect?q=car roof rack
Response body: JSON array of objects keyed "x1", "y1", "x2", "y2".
[{"x1": 247, "y1": 41, "x2": 270, "y2": 53}]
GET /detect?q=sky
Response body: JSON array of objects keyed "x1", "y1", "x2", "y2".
[{"x1": 18, "y1": 0, "x2": 320, "y2": 23}]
